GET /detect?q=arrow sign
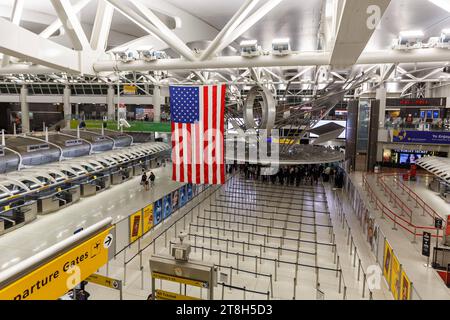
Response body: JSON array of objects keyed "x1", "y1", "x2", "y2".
[{"x1": 103, "y1": 233, "x2": 113, "y2": 249}]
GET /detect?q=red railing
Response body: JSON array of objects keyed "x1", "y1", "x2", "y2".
[
  {"x1": 387, "y1": 174, "x2": 444, "y2": 222},
  {"x1": 375, "y1": 174, "x2": 413, "y2": 222},
  {"x1": 362, "y1": 173, "x2": 442, "y2": 242}
]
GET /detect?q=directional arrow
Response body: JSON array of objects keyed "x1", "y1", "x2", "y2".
[{"x1": 103, "y1": 234, "x2": 113, "y2": 249}]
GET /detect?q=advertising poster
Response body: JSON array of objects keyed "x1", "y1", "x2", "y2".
[
  {"x1": 143, "y1": 204, "x2": 154, "y2": 234},
  {"x1": 390, "y1": 254, "x2": 401, "y2": 300},
  {"x1": 187, "y1": 184, "x2": 193, "y2": 200},
  {"x1": 400, "y1": 270, "x2": 411, "y2": 300},
  {"x1": 129, "y1": 210, "x2": 142, "y2": 243},
  {"x1": 153, "y1": 199, "x2": 163, "y2": 226},
  {"x1": 393, "y1": 130, "x2": 450, "y2": 145},
  {"x1": 163, "y1": 194, "x2": 172, "y2": 219},
  {"x1": 179, "y1": 186, "x2": 187, "y2": 207},
  {"x1": 171, "y1": 190, "x2": 179, "y2": 212},
  {"x1": 383, "y1": 240, "x2": 393, "y2": 283}
]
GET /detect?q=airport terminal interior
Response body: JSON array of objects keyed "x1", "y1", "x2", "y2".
[{"x1": 0, "y1": 0, "x2": 450, "y2": 302}]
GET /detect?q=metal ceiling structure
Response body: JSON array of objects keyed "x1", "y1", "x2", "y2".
[{"x1": 0, "y1": 0, "x2": 450, "y2": 136}]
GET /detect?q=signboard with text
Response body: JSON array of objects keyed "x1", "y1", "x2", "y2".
[
  {"x1": 393, "y1": 130, "x2": 450, "y2": 145},
  {"x1": 422, "y1": 232, "x2": 431, "y2": 257},
  {"x1": 0, "y1": 228, "x2": 112, "y2": 300}
]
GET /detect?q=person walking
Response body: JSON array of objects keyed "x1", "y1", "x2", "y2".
[
  {"x1": 141, "y1": 172, "x2": 149, "y2": 191},
  {"x1": 149, "y1": 171, "x2": 156, "y2": 188}
]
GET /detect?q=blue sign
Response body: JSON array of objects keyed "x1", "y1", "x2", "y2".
[
  {"x1": 163, "y1": 194, "x2": 172, "y2": 219},
  {"x1": 179, "y1": 186, "x2": 187, "y2": 206},
  {"x1": 153, "y1": 199, "x2": 163, "y2": 225},
  {"x1": 393, "y1": 130, "x2": 450, "y2": 145}
]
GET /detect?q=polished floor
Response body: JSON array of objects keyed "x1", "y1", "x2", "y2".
[
  {"x1": 0, "y1": 165, "x2": 182, "y2": 272},
  {"x1": 350, "y1": 172, "x2": 450, "y2": 300},
  {"x1": 86, "y1": 174, "x2": 391, "y2": 300}
]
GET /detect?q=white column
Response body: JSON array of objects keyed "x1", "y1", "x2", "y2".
[
  {"x1": 376, "y1": 87, "x2": 387, "y2": 128},
  {"x1": 75, "y1": 104, "x2": 79, "y2": 118},
  {"x1": 63, "y1": 85, "x2": 71, "y2": 128},
  {"x1": 153, "y1": 85, "x2": 161, "y2": 122},
  {"x1": 107, "y1": 85, "x2": 115, "y2": 120},
  {"x1": 20, "y1": 85, "x2": 29, "y2": 134}
]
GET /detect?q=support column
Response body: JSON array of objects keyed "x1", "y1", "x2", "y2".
[
  {"x1": 63, "y1": 85, "x2": 71, "y2": 128},
  {"x1": 75, "y1": 104, "x2": 79, "y2": 119},
  {"x1": 153, "y1": 85, "x2": 161, "y2": 123},
  {"x1": 20, "y1": 85, "x2": 29, "y2": 134},
  {"x1": 376, "y1": 87, "x2": 387, "y2": 129},
  {"x1": 107, "y1": 85, "x2": 115, "y2": 120}
]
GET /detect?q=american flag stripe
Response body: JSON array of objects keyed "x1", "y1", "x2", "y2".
[
  {"x1": 203, "y1": 86, "x2": 210, "y2": 184},
  {"x1": 220, "y1": 84, "x2": 226, "y2": 183},
  {"x1": 170, "y1": 84, "x2": 225, "y2": 185}
]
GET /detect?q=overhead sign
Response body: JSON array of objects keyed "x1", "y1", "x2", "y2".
[
  {"x1": 123, "y1": 85, "x2": 136, "y2": 95},
  {"x1": 155, "y1": 289, "x2": 201, "y2": 301},
  {"x1": 0, "y1": 228, "x2": 112, "y2": 300},
  {"x1": 422, "y1": 232, "x2": 431, "y2": 257},
  {"x1": 152, "y1": 271, "x2": 209, "y2": 288},
  {"x1": 393, "y1": 130, "x2": 450, "y2": 145},
  {"x1": 86, "y1": 273, "x2": 121, "y2": 290},
  {"x1": 387, "y1": 98, "x2": 446, "y2": 107}
]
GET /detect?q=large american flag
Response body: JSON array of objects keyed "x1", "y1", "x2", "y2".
[{"x1": 170, "y1": 85, "x2": 226, "y2": 185}]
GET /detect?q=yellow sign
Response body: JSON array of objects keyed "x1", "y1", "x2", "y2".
[
  {"x1": 390, "y1": 254, "x2": 401, "y2": 300},
  {"x1": 383, "y1": 240, "x2": 392, "y2": 283},
  {"x1": 86, "y1": 273, "x2": 121, "y2": 290},
  {"x1": 143, "y1": 204, "x2": 154, "y2": 234},
  {"x1": 0, "y1": 228, "x2": 112, "y2": 300},
  {"x1": 152, "y1": 271, "x2": 208, "y2": 288},
  {"x1": 129, "y1": 210, "x2": 142, "y2": 243},
  {"x1": 4, "y1": 205, "x2": 10, "y2": 211},
  {"x1": 155, "y1": 289, "x2": 201, "y2": 300},
  {"x1": 399, "y1": 270, "x2": 411, "y2": 300},
  {"x1": 123, "y1": 85, "x2": 136, "y2": 95}
]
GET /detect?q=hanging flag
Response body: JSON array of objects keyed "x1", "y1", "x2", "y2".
[{"x1": 170, "y1": 85, "x2": 226, "y2": 185}]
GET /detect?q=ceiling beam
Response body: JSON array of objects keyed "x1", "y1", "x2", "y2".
[
  {"x1": 40, "y1": 0, "x2": 92, "y2": 39},
  {"x1": 50, "y1": 0, "x2": 91, "y2": 51},
  {"x1": 200, "y1": 0, "x2": 259, "y2": 61},
  {"x1": 214, "y1": 0, "x2": 284, "y2": 54},
  {"x1": 0, "y1": 18, "x2": 80, "y2": 73},
  {"x1": 105, "y1": 0, "x2": 196, "y2": 61},
  {"x1": 1, "y1": 0, "x2": 24, "y2": 67},
  {"x1": 330, "y1": 0, "x2": 391, "y2": 69},
  {"x1": 90, "y1": 0, "x2": 114, "y2": 51}
]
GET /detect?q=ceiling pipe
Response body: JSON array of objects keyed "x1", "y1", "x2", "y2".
[{"x1": 93, "y1": 48, "x2": 450, "y2": 73}]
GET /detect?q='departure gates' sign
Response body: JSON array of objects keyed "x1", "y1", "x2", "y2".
[
  {"x1": 393, "y1": 130, "x2": 450, "y2": 145},
  {"x1": 0, "y1": 228, "x2": 112, "y2": 300}
]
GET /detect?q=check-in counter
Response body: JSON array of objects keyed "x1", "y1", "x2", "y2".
[
  {"x1": 132, "y1": 161, "x2": 149, "y2": 176},
  {"x1": 111, "y1": 166, "x2": 133, "y2": 185},
  {"x1": 0, "y1": 200, "x2": 37, "y2": 235},
  {"x1": 36, "y1": 185, "x2": 81, "y2": 215},
  {"x1": 80, "y1": 174, "x2": 111, "y2": 197}
]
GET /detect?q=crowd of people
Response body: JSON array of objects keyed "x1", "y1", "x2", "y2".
[{"x1": 228, "y1": 163, "x2": 345, "y2": 188}]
